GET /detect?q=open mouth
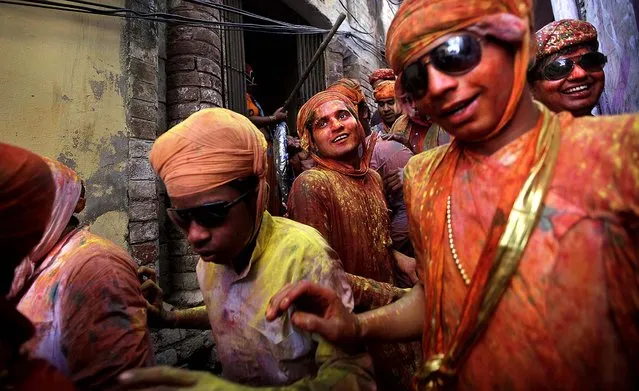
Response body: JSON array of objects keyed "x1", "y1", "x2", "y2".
[
  {"x1": 561, "y1": 84, "x2": 591, "y2": 94},
  {"x1": 332, "y1": 134, "x2": 349, "y2": 143},
  {"x1": 441, "y1": 94, "x2": 479, "y2": 118}
]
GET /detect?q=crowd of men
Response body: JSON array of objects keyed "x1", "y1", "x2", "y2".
[{"x1": 1, "y1": 0, "x2": 637, "y2": 390}]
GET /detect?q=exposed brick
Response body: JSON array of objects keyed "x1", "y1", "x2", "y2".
[
  {"x1": 130, "y1": 99, "x2": 158, "y2": 122},
  {"x1": 129, "y1": 200, "x2": 159, "y2": 221},
  {"x1": 166, "y1": 56, "x2": 196, "y2": 72},
  {"x1": 167, "y1": 86, "x2": 200, "y2": 103},
  {"x1": 175, "y1": 332, "x2": 213, "y2": 362},
  {"x1": 129, "y1": 41, "x2": 159, "y2": 66},
  {"x1": 156, "y1": 329, "x2": 182, "y2": 348},
  {"x1": 200, "y1": 89, "x2": 223, "y2": 106},
  {"x1": 195, "y1": 57, "x2": 220, "y2": 75},
  {"x1": 168, "y1": 102, "x2": 202, "y2": 121},
  {"x1": 158, "y1": 58, "x2": 166, "y2": 103},
  {"x1": 129, "y1": 58, "x2": 158, "y2": 85},
  {"x1": 132, "y1": 80, "x2": 158, "y2": 103},
  {"x1": 168, "y1": 289, "x2": 204, "y2": 307},
  {"x1": 129, "y1": 139, "x2": 154, "y2": 158},
  {"x1": 169, "y1": 26, "x2": 220, "y2": 48},
  {"x1": 129, "y1": 158, "x2": 155, "y2": 180},
  {"x1": 154, "y1": 348, "x2": 178, "y2": 365},
  {"x1": 129, "y1": 180, "x2": 157, "y2": 201},
  {"x1": 167, "y1": 71, "x2": 214, "y2": 89},
  {"x1": 168, "y1": 40, "x2": 218, "y2": 58},
  {"x1": 169, "y1": 239, "x2": 192, "y2": 256},
  {"x1": 131, "y1": 241, "x2": 159, "y2": 265},
  {"x1": 171, "y1": 255, "x2": 199, "y2": 272},
  {"x1": 172, "y1": 272, "x2": 199, "y2": 291},
  {"x1": 130, "y1": 117, "x2": 157, "y2": 140},
  {"x1": 157, "y1": 103, "x2": 167, "y2": 136},
  {"x1": 171, "y1": 9, "x2": 217, "y2": 22},
  {"x1": 130, "y1": 221, "x2": 159, "y2": 243}
]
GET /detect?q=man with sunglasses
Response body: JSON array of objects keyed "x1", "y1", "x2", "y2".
[
  {"x1": 529, "y1": 19, "x2": 607, "y2": 117},
  {"x1": 267, "y1": 0, "x2": 639, "y2": 389},
  {"x1": 121, "y1": 108, "x2": 376, "y2": 390}
]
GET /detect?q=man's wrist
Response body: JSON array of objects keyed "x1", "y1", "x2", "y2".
[{"x1": 165, "y1": 309, "x2": 179, "y2": 328}]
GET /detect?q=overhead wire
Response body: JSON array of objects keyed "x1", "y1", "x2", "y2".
[
  {"x1": 0, "y1": 0, "x2": 329, "y2": 34},
  {"x1": 1, "y1": 0, "x2": 389, "y2": 61}
]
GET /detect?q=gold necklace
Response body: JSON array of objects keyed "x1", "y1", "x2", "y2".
[{"x1": 446, "y1": 195, "x2": 471, "y2": 286}]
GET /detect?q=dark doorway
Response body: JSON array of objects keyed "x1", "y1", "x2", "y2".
[{"x1": 243, "y1": 0, "x2": 302, "y2": 129}]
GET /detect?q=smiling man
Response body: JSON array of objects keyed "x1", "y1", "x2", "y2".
[
  {"x1": 121, "y1": 108, "x2": 376, "y2": 390},
  {"x1": 287, "y1": 90, "x2": 422, "y2": 391},
  {"x1": 267, "y1": 0, "x2": 639, "y2": 389},
  {"x1": 529, "y1": 19, "x2": 606, "y2": 116}
]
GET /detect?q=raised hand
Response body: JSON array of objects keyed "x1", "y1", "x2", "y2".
[
  {"x1": 273, "y1": 107, "x2": 288, "y2": 122},
  {"x1": 137, "y1": 266, "x2": 170, "y2": 328},
  {"x1": 265, "y1": 281, "x2": 361, "y2": 345}
]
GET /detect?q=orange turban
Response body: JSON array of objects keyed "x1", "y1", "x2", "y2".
[
  {"x1": 296, "y1": 90, "x2": 376, "y2": 177},
  {"x1": 369, "y1": 68, "x2": 396, "y2": 87},
  {"x1": 150, "y1": 108, "x2": 269, "y2": 228},
  {"x1": 327, "y1": 78, "x2": 366, "y2": 108},
  {"x1": 0, "y1": 143, "x2": 55, "y2": 294},
  {"x1": 374, "y1": 80, "x2": 396, "y2": 101},
  {"x1": 386, "y1": 0, "x2": 533, "y2": 137}
]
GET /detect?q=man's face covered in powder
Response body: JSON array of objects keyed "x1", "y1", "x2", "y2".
[
  {"x1": 408, "y1": 32, "x2": 516, "y2": 142},
  {"x1": 168, "y1": 182, "x2": 257, "y2": 265},
  {"x1": 311, "y1": 100, "x2": 363, "y2": 160}
]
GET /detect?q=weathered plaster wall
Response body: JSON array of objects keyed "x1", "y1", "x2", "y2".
[{"x1": 0, "y1": 3, "x2": 129, "y2": 248}]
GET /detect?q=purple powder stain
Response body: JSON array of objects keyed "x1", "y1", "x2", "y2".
[{"x1": 611, "y1": 53, "x2": 631, "y2": 113}]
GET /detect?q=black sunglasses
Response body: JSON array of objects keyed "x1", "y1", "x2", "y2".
[
  {"x1": 401, "y1": 34, "x2": 484, "y2": 99},
  {"x1": 167, "y1": 188, "x2": 254, "y2": 229},
  {"x1": 538, "y1": 51, "x2": 607, "y2": 81}
]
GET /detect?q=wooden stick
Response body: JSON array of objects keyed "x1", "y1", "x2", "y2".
[{"x1": 282, "y1": 13, "x2": 347, "y2": 109}]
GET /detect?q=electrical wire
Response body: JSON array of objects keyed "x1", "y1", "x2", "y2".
[
  {"x1": 0, "y1": 0, "x2": 329, "y2": 34},
  {"x1": 336, "y1": 0, "x2": 373, "y2": 36}
]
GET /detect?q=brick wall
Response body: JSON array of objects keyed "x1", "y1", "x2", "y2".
[{"x1": 152, "y1": 0, "x2": 224, "y2": 369}]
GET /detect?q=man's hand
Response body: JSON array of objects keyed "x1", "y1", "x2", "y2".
[
  {"x1": 393, "y1": 251, "x2": 419, "y2": 286},
  {"x1": 273, "y1": 107, "x2": 288, "y2": 122},
  {"x1": 137, "y1": 266, "x2": 173, "y2": 328},
  {"x1": 266, "y1": 281, "x2": 360, "y2": 345},
  {"x1": 287, "y1": 135, "x2": 301, "y2": 148},
  {"x1": 383, "y1": 168, "x2": 403, "y2": 195},
  {"x1": 119, "y1": 367, "x2": 234, "y2": 390}
]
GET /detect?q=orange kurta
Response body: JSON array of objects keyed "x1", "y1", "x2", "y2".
[
  {"x1": 288, "y1": 166, "x2": 421, "y2": 391},
  {"x1": 404, "y1": 112, "x2": 639, "y2": 389},
  {"x1": 289, "y1": 167, "x2": 394, "y2": 285}
]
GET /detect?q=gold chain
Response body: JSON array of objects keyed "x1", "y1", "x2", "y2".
[{"x1": 446, "y1": 195, "x2": 471, "y2": 286}]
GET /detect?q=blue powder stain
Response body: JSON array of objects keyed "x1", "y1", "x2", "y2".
[{"x1": 49, "y1": 282, "x2": 60, "y2": 302}]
